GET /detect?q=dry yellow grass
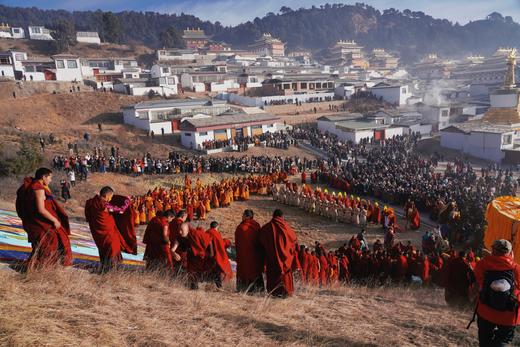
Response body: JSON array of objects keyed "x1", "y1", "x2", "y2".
[{"x1": 0, "y1": 266, "x2": 489, "y2": 347}]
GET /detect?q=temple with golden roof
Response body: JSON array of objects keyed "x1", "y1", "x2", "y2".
[{"x1": 482, "y1": 49, "x2": 520, "y2": 124}]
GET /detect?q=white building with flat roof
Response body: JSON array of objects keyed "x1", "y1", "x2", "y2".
[
  {"x1": 440, "y1": 122, "x2": 520, "y2": 162},
  {"x1": 122, "y1": 98, "x2": 231, "y2": 134},
  {"x1": 370, "y1": 82, "x2": 413, "y2": 105},
  {"x1": 180, "y1": 113, "x2": 284, "y2": 150},
  {"x1": 28, "y1": 26, "x2": 53, "y2": 40},
  {"x1": 52, "y1": 54, "x2": 83, "y2": 81},
  {"x1": 76, "y1": 31, "x2": 101, "y2": 44}
]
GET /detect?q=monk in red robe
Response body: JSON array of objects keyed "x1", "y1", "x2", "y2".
[
  {"x1": 444, "y1": 251, "x2": 475, "y2": 307},
  {"x1": 301, "y1": 171, "x2": 307, "y2": 184},
  {"x1": 143, "y1": 210, "x2": 175, "y2": 272},
  {"x1": 259, "y1": 209, "x2": 297, "y2": 297},
  {"x1": 235, "y1": 209, "x2": 264, "y2": 292},
  {"x1": 172, "y1": 222, "x2": 212, "y2": 289},
  {"x1": 85, "y1": 186, "x2": 126, "y2": 272},
  {"x1": 309, "y1": 251, "x2": 320, "y2": 285},
  {"x1": 206, "y1": 221, "x2": 233, "y2": 287},
  {"x1": 16, "y1": 167, "x2": 72, "y2": 268},
  {"x1": 409, "y1": 205, "x2": 421, "y2": 230},
  {"x1": 318, "y1": 250, "x2": 329, "y2": 286},
  {"x1": 169, "y1": 210, "x2": 188, "y2": 272}
]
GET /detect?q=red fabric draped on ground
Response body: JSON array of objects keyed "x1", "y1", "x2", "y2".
[
  {"x1": 85, "y1": 195, "x2": 123, "y2": 265},
  {"x1": 16, "y1": 177, "x2": 72, "y2": 267},
  {"x1": 259, "y1": 216, "x2": 297, "y2": 297}
]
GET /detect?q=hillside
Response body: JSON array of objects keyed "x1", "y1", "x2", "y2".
[
  {"x1": 0, "y1": 266, "x2": 485, "y2": 347},
  {"x1": 2, "y1": 4, "x2": 520, "y2": 62},
  {"x1": 0, "y1": 38, "x2": 154, "y2": 66}
]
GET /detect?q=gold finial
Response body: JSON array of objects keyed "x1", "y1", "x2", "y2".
[{"x1": 504, "y1": 48, "x2": 517, "y2": 89}]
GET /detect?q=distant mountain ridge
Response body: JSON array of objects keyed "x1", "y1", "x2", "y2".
[{"x1": 1, "y1": 3, "x2": 519, "y2": 63}]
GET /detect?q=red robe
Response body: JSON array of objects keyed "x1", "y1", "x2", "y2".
[
  {"x1": 319, "y1": 254, "x2": 329, "y2": 286},
  {"x1": 85, "y1": 195, "x2": 123, "y2": 266},
  {"x1": 309, "y1": 255, "x2": 320, "y2": 285},
  {"x1": 15, "y1": 178, "x2": 72, "y2": 267},
  {"x1": 186, "y1": 227, "x2": 212, "y2": 276},
  {"x1": 110, "y1": 195, "x2": 137, "y2": 255},
  {"x1": 301, "y1": 171, "x2": 307, "y2": 184},
  {"x1": 186, "y1": 204, "x2": 194, "y2": 221},
  {"x1": 235, "y1": 219, "x2": 264, "y2": 284},
  {"x1": 259, "y1": 217, "x2": 297, "y2": 297},
  {"x1": 206, "y1": 227, "x2": 233, "y2": 280},
  {"x1": 143, "y1": 216, "x2": 172, "y2": 271},
  {"x1": 410, "y1": 209, "x2": 421, "y2": 230}
]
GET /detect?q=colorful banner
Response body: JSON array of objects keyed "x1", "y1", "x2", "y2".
[{"x1": 0, "y1": 209, "x2": 144, "y2": 266}]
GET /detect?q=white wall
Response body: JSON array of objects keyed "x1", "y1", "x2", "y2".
[
  {"x1": 149, "y1": 121, "x2": 172, "y2": 135},
  {"x1": 181, "y1": 131, "x2": 197, "y2": 149},
  {"x1": 384, "y1": 127, "x2": 404, "y2": 139},
  {"x1": 440, "y1": 131, "x2": 505, "y2": 162},
  {"x1": 77, "y1": 36, "x2": 101, "y2": 44},
  {"x1": 25, "y1": 72, "x2": 46, "y2": 81},
  {"x1": 227, "y1": 92, "x2": 335, "y2": 107},
  {"x1": 130, "y1": 86, "x2": 178, "y2": 97},
  {"x1": 0, "y1": 65, "x2": 15, "y2": 78},
  {"x1": 354, "y1": 130, "x2": 374, "y2": 143},
  {"x1": 371, "y1": 85, "x2": 412, "y2": 105},
  {"x1": 55, "y1": 59, "x2": 83, "y2": 82}
]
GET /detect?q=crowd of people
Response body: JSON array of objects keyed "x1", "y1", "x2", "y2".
[
  {"x1": 201, "y1": 130, "x2": 296, "y2": 152},
  {"x1": 130, "y1": 173, "x2": 285, "y2": 225},
  {"x1": 52, "y1": 150, "x2": 318, "y2": 177},
  {"x1": 292, "y1": 127, "x2": 519, "y2": 249}
]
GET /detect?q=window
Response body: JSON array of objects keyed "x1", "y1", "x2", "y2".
[
  {"x1": 502, "y1": 134, "x2": 512, "y2": 145},
  {"x1": 283, "y1": 83, "x2": 290, "y2": 90},
  {"x1": 13, "y1": 28, "x2": 20, "y2": 33},
  {"x1": 162, "y1": 67, "x2": 169, "y2": 73},
  {"x1": 67, "y1": 60, "x2": 78, "y2": 69},
  {"x1": 56, "y1": 60, "x2": 65, "y2": 69},
  {"x1": 441, "y1": 110, "x2": 449, "y2": 118},
  {"x1": 31, "y1": 27, "x2": 41, "y2": 34},
  {"x1": 291, "y1": 83, "x2": 297, "y2": 90},
  {"x1": 401, "y1": 87, "x2": 407, "y2": 94},
  {"x1": 184, "y1": 133, "x2": 192, "y2": 137},
  {"x1": 200, "y1": 131, "x2": 208, "y2": 136},
  {"x1": 125, "y1": 74, "x2": 132, "y2": 79},
  {"x1": 267, "y1": 124, "x2": 274, "y2": 128},
  {"x1": 316, "y1": 82, "x2": 322, "y2": 89},
  {"x1": 25, "y1": 66, "x2": 35, "y2": 72},
  {"x1": 309, "y1": 83, "x2": 315, "y2": 89},
  {"x1": 300, "y1": 82, "x2": 307, "y2": 89}
]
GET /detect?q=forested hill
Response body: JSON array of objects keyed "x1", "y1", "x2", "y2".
[{"x1": 1, "y1": 3, "x2": 520, "y2": 63}]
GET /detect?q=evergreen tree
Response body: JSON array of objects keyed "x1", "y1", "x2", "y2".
[{"x1": 50, "y1": 20, "x2": 76, "y2": 53}]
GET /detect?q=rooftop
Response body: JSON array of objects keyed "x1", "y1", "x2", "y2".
[
  {"x1": 442, "y1": 121, "x2": 518, "y2": 134},
  {"x1": 317, "y1": 113, "x2": 363, "y2": 122},
  {"x1": 181, "y1": 113, "x2": 280, "y2": 130},
  {"x1": 335, "y1": 120, "x2": 390, "y2": 131},
  {"x1": 125, "y1": 98, "x2": 228, "y2": 110}
]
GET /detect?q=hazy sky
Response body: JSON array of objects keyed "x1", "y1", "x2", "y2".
[{"x1": 2, "y1": 0, "x2": 519, "y2": 26}]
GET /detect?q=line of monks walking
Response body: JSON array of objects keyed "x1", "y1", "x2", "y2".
[{"x1": 15, "y1": 168, "x2": 476, "y2": 303}]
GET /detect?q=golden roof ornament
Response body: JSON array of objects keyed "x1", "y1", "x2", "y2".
[{"x1": 504, "y1": 48, "x2": 517, "y2": 89}]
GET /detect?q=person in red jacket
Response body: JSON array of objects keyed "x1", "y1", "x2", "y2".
[
  {"x1": 474, "y1": 239, "x2": 520, "y2": 346},
  {"x1": 235, "y1": 209, "x2": 264, "y2": 293}
]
